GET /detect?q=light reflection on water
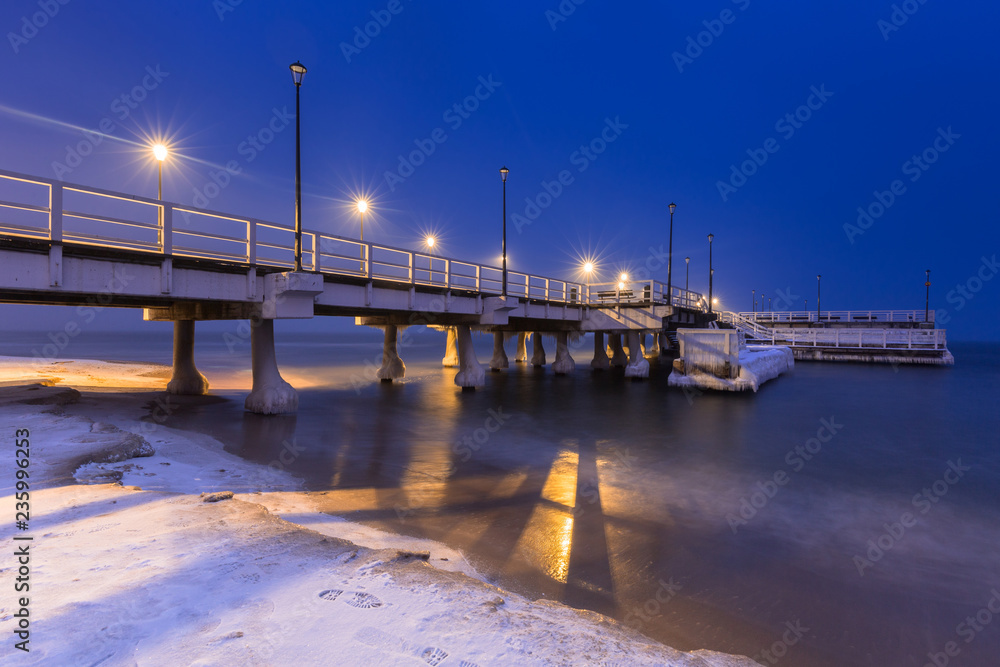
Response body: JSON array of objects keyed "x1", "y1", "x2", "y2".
[{"x1": 98, "y1": 332, "x2": 1000, "y2": 667}]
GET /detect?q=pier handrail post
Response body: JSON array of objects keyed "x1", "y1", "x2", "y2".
[
  {"x1": 49, "y1": 182, "x2": 63, "y2": 243},
  {"x1": 161, "y1": 205, "x2": 173, "y2": 255}
]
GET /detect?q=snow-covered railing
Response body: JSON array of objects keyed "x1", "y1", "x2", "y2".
[
  {"x1": 740, "y1": 310, "x2": 933, "y2": 324},
  {"x1": 766, "y1": 328, "x2": 947, "y2": 350},
  {"x1": 719, "y1": 311, "x2": 773, "y2": 339},
  {"x1": 0, "y1": 168, "x2": 594, "y2": 304}
]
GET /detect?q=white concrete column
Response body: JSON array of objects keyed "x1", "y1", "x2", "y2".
[
  {"x1": 591, "y1": 332, "x2": 610, "y2": 370},
  {"x1": 442, "y1": 326, "x2": 459, "y2": 367},
  {"x1": 659, "y1": 332, "x2": 671, "y2": 355},
  {"x1": 489, "y1": 332, "x2": 509, "y2": 371},
  {"x1": 515, "y1": 332, "x2": 528, "y2": 363},
  {"x1": 646, "y1": 333, "x2": 660, "y2": 358},
  {"x1": 552, "y1": 332, "x2": 575, "y2": 375},
  {"x1": 245, "y1": 319, "x2": 298, "y2": 414},
  {"x1": 376, "y1": 325, "x2": 405, "y2": 382},
  {"x1": 609, "y1": 333, "x2": 628, "y2": 367},
  {"x1": 531, "y1": 332, "x2": 546, "y2": 367},
  {"x1": 625, "y1": 330, "x2": 650, "y2": 380},
  {"x1": 454, "y1": 324, "x2": 485, "y2": 390},
  {"x1": 167, "y1": 320, "x2": 209, "y2": 395}
]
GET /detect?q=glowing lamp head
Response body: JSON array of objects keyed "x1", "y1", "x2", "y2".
[
  {"x1": 583, "y1": 261, "x2": 594, "y2": 274},
  {"x1": 618, "y1": 281, "x2": 625, "y2": 290},
  {"x1": 153, "y1": 144, "x2": 168, "y2": 161},
  {"x1": 425, "y1": 235, "x2": 435, "y2": 248},
  {"x1": 619, "y1": 272, "x2": 628, "y2": 282},
  {"x1": 669, "y1": 202, "x2": 676, "y2": 215},
  {"x1": 356, "y1": 200, "x2": 368, "y2": 214},
  {"x1": 713, "y1": 298, "x2": 719, "y2": 305},
  {"x1": 499, "y1": 166, "x2": 509, "y2": 182},
  {"x1": 289, "y1": 61, "x2": 307, "y2": 86}
]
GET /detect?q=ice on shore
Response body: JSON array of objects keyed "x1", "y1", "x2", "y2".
[{"x1": 0, "y1": 357, "x2": 758, "y2": 666}]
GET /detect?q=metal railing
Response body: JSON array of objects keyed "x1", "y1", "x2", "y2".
[
  {"x1": 765, "y1": 327, "x2": 947, "y2": 350},
  {"x1": 739, "y1": 310, "x2": 934, "y2": 324},
  {"x1": 718, "y1": 311, "x2": 773, "y2": 339},
  {"x1": 0, "y1": 168, "x2": 715, "y2": 309}
]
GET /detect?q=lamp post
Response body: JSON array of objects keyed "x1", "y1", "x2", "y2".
[
  {"x1": 354, "y1": 199, "x2": 369, "y2": 272},
  {"x1": 583, "y1": 261, "x2": 594, "y2": 304},
  {"x1": 667, "y1": 202, "x2": 676, "y2": 305},
  {"x1": 925, "y1": 269, "x2": 931, "y2": 322},
  {"x1": 618, "y1": 272, "x2": 628, "y2": 304},
  {"x1": 289, "y1": 61, "x2": 307, "y2": 271},
  {"x1": 707, "y1": 233, "x2": 714, "y2": 314},
  {"x1": 816, "y1": 274, "x2": 821, "y2": 321},
  {"x1": 499, "y1": 166, "x2": 509, "y2": 296},
  {"x1": 685, "y1": 256, "x2": 690, "y2": 294},
  {"x1": 752, "y1": 289, "x2": 756, "y2": 313}
]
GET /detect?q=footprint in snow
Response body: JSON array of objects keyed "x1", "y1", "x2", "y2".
[
  {"x1": 318, "y1": 589, "x2": 385, "y2": 609},
  {"x1": 353, "y1": 626, "x2": 479, "y2": 666}
]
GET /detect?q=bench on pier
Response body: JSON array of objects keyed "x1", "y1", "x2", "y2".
[{"x1": 597, "y1": 290, "x2": 633, "y2": 303}]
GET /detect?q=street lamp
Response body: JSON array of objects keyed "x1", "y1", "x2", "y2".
[
  {"x1": 685, "y1": 256, "x2": 690, "y2": 293},
  {"x1": 925, "y1": 269, "x2": 931, "y2": 322},
  {"x1": 289, "y1": 60, "x2": 307, "y2": 271},
  {"x1": 667, "y1": 202, "x2": 676, "y2": 306},
  {"x1": 500, "y1": 166, "x2": 509, "y2": 296},
  {"x1": 707, "y1": 233, "x2": 714, "y2": 314},
  {"x1": 816, "y1": 274, "x2": 821, "y2": 321},
  {"x1": 152, "y1": 143, "x2": 168, "y2": 200},
  {"x1": 752, "y1": 289, "x2": 756, "y2": 314}
]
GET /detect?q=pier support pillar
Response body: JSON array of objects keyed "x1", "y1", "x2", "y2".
[
  {"x1": 531, "y1": 332, "x2": 546, "y2": 367},
  {"x1": 591, "y1": 332, "x2": 610, "y2": 371},
  {"x1": 245, "y1": 319, "x2": 298, "y2": 414},
  {"x1": 376, "y1": 325, "x2": 406, "y2": 382},
  {"x1": 489, "y1": 332, "x2": 509, "y2": 372},
  {"x1": 442, "y1": 326, "x2": 459, "y2": 367},
  {"x1": 167, "y1": 320, "x2": 209, "y2": 395},
  {"x1": 454, "y1": 325, "x2": 485, "y2": 391},
  {"x1": 609, "y1": 333, "x2": 628, "y2": 367},
  {"x1": 659, "y1": 332, "x2": 671, "y2": 355},
  {"x1": 552, "y1": 332, "x2": 576, "y2": 375},
  {"x1": 645, "y1": 333, "x2": 660, "y2": 358},
  {"x1": 515, "y1": 332, "x2": 528, "y2": 363},
  {"x1": 625, "y1": 330, "x2": 650, "y2": 380}
]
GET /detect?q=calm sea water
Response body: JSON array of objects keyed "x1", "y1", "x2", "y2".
[{"x1": 4, "y1": 328, "x2": 999, "y2": 666}]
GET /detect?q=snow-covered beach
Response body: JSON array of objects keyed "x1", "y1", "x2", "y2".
[{"x1": 0, "y1": 356, "x2": 756, "y2": 666}]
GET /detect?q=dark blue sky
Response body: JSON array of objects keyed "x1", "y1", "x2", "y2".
[{"x1": 2, "y1": 0, "x2": 998, "y2": 339}]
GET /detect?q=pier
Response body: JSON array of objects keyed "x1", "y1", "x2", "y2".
[{"x1": 0, "y1": 168, "x2": 951, "y2": 412}]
